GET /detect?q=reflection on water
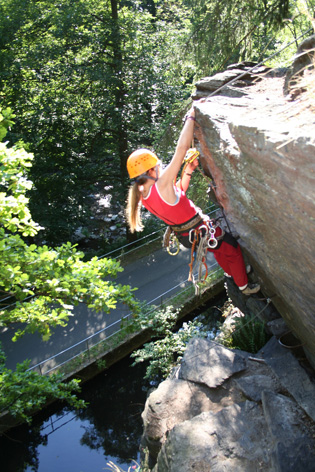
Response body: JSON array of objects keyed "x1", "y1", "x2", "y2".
[
  {"x1": 1, "y1": 356, "x2": 149, "y2": 472},
  {"x1": 1, "y1": 296, "x2": 226, "y2": 472}
]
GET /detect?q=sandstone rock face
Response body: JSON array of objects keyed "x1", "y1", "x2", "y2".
[{"x1": 193, "y1": 69, "x2": 315, "y2": 368}]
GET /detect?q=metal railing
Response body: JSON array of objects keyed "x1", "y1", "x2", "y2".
[
  {"x1": 28, "y1": 261, "x2": 222, "y2": 376},
  {"x1": 1, "y1": 205, "x2": 222, "y2": 375}
]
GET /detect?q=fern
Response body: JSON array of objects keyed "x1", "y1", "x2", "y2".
[{"x1": 230, "y1": 315, "x2": 271, "y2": 353}]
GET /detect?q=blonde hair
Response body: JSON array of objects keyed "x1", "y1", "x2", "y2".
[{"x1": 125, "y1": 182, "x2": 143, "y2": 233}]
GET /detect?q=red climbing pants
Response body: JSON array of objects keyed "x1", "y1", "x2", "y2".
[{"x1": 207, "y1": 228, "x2": 248, "y2": 288}]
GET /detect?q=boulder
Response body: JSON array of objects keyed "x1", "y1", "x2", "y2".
[
  {"x1": 178, "y1": 337, "x2": 246, "y2": 387},
  {"x1": 154, "y1": 402, "x2": 272, "y2": 472},
  {"x1": 140, "y1": 337, "x2": 315, "y2": 471}
]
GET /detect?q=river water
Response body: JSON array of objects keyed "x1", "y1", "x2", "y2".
[
  {"x1": 1, "y1": 356, "x2": 150, "y2": 472},
  {"x1": 1, "y1": 295, "x2": 225, "y2": 472}
]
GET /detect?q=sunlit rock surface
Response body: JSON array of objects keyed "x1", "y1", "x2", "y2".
[
  {"x1": 194, "y1": 66, "x2": 315, "y2": 369},
  {"x1": 140, "y1": 58, "x2": 315, "y2": 472}
]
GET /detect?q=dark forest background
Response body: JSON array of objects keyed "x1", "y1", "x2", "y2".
[{"x1": 1, "y1": 0, "x2": 312, "y2": 252}]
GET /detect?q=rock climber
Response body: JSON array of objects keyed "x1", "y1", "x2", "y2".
[{"x1": 125, "y1": 105, "x2": 260, "y2": 296}]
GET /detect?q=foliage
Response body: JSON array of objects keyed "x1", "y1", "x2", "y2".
[
  {"x1": 1, "y1": 0, "x2": 313, "y2": 249},
  {"x1": 0, "y1": 232, "x2": 139, "y2": 340},
  {"x1": 0, "y1": 110, "x2": 139, "y2": 340},
  {"x1": 131, "y1": 305, "x2": 207, "y2": 381},
  {"x1": 0, "y1": 129, "x2": 41, "y2": 237},
  {"x1": 231, "y1": 315, "x2": 271, "y2": 353},
  {"x1": 0, "y1": 343, "x2": 85, "y2": 423},
  {"x1": 264, "y1": 0, "x2": 315, "y2": 68},
  {"x1": 0, "y1": 107, "x2": 15, "y2": 141},
  {"x1": 0, "y1": 0, "x2": 194, "y2": 246},
  {"x1": 184, "y1": 0, "x2": 315, "y2": 75}
]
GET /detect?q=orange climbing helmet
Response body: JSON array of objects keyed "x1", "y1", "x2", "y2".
[{"x1": 127, "y1": 148, "x2": 159, "y2": 179}]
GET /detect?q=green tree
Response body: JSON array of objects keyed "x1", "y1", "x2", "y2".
[
  {"x1": 2, "y1": 0, "x2": 310, "y2": 252},
  {"x1": 0, "y1": 348, "x2": 85, "y2": 423},
  {"x1": 0, "y1": 108, "x2": 139, "y2": 421},
  {"x1": 0, "y1": 110, "x2": 139, "y2": 340},
  {"x1": 0, "y1": 0, "x2": 194, "y2": 247},
  {"x1": 183, "y1": 0, "x2": 314, "y2": 74}
]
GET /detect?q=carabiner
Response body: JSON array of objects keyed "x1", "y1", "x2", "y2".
[
  {"x1": 167, "y1": 234, "x2": 180, "y2": 256},
  {"x1": 184, "y1": 148, "x2": 200, "y2": 164},
  {"x1": 198, "y1": 224, "x2": 209, "y2": 238},
  {"x1": 189, "y1": 228, "x2": 196, "y2": 244}
]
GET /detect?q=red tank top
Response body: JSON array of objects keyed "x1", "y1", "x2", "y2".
[{"x1": 142, "y1": 183, "x2": 198, "y2": 226}]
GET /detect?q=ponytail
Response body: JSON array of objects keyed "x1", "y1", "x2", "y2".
[{"x1": 126, "y1": 182, "x2": 143, "y2": 233}]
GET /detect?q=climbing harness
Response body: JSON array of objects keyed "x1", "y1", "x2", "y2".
[
  {"x1": 164, "y1": 213, "x2": 204, "y2": 256},
  {"x1": 163, "y1": 146, "x2": 227, "y2": 292}
]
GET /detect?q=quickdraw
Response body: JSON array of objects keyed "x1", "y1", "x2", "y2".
[
  {"x1": 188, "y1": 219, "x2": 219, "y2": 294},
  {"x1": 188, "y1": 220, "x2": 218, "y2": 249}
]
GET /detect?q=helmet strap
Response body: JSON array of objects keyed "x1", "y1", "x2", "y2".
[{"x1": 135, "y1": 165, "x2": 159, "y2": 183}]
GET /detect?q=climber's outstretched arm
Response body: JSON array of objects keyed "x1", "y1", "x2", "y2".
[{"x1": 157, "y1": 106, "x2": 195, "y2": 202}]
